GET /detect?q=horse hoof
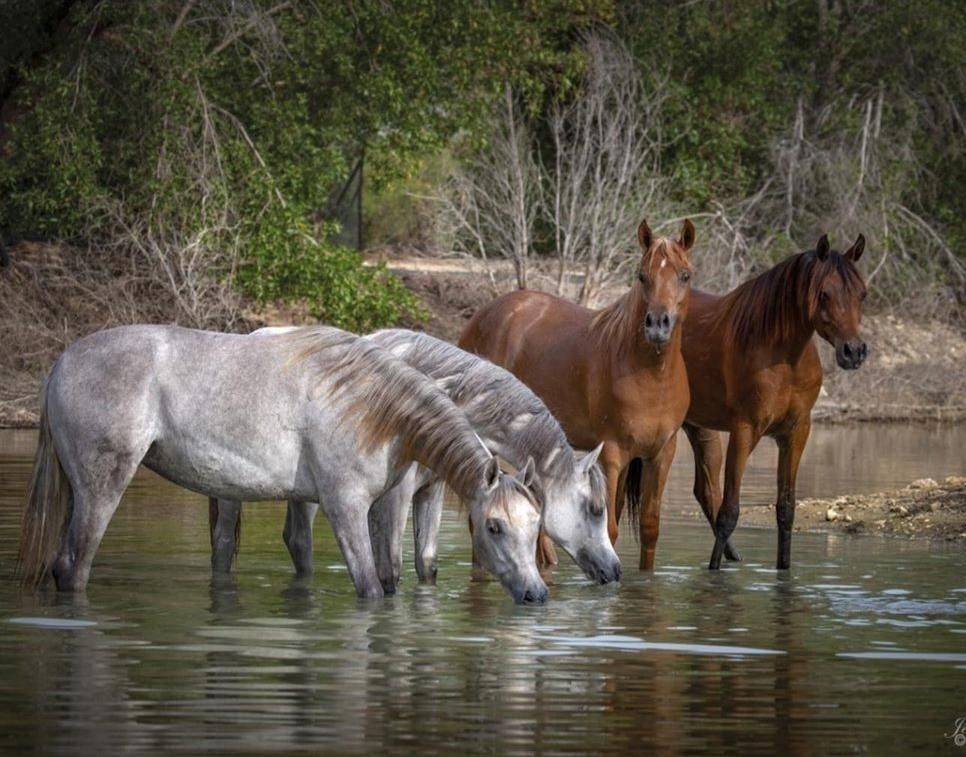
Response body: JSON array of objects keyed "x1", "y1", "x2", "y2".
[{"x1": 724, "y1": 542, "x2": 742, "y2": 562}]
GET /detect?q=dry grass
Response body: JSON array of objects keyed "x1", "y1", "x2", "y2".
[{"x1": 0, "y1": 241, "x2": 255, "y2": 426}]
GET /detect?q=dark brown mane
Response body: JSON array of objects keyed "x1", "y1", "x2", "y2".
[{"x1": 726, "y1": 249, "x2": 865, "y2": 350}]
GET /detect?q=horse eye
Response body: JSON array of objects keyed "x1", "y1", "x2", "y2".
[
  {"x1": 485, "y1": 518, "x2": 505, "y2": 536},
  {"x1": 637, "y1": 272, "x2": 648, "y2": 285},
  {"x1": 679, "y1": 270, "x2": 691, "y2": 284},
  {"x1": 819, "y1": 290, "x2": 830, "y2": 304}
]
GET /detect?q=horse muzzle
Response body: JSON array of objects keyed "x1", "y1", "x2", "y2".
[
  {"x1": 643, "y1": 310, "x2": 675, "y2": 346},
  {"x1": 577, "y1": 547, "x2": 622, "y2": 584},
  {"x1": 835, "y1": 338, "x2": 868, "y2": 370}
]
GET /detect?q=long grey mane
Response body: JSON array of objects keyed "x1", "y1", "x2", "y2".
[
  {"x1": 277, "y1": 326, "x2": 500, "y2": 501},
  {"x1": 369, "y1": 329, "x2": 574, "y2": 482}
]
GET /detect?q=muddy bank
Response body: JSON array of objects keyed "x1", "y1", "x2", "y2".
[{"x1": 736, "y1": 476, "x2": 966, "y2": 540}]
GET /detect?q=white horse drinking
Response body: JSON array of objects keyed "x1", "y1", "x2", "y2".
[
  {"x1": 19, "y1": 325, "x2": 547, "y2": 602},
  {"x1": 212, "y1": 328, "x2": 622, "y2": 590}
]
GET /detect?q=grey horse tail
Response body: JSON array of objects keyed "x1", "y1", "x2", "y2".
[
  {"x1": 18, "y1": 378, "x2": 72, "y2": 586},
  {"x1": 208, "y1": 497, "x2": 242, "y2": 568},
  {"x1": 617, "y1": 457, "x2": 644, "y2": 536}
]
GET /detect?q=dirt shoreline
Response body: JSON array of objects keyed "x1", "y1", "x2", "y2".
[{"x1": 730, "y1": 476, "x2": 966, "y2": 541}]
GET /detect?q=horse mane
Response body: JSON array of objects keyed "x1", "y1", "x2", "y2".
[
  {"x1": 726, "y1": 249, "x2": 865, "y2": 350},
  {"x1": 279, "y1": 327, "x2": 499, "y2": 501},
  {"x1": 369, "y1": 329, "x2": 575, "y2": 484}
]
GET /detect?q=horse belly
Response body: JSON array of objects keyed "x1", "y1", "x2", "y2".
[{"x1": 141, "y1": 433, "x2": 308, "y2": 501}]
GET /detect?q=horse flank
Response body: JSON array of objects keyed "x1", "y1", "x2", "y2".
[
  {"x1": 726, "y1": 250, "x2": 865, "y2": 351},
  {"x1": 280, "y1": 327, "x2": 534, "y2": 509}
]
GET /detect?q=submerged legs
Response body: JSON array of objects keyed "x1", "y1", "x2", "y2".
[
  {"x1": 710, "y1": 423, "x2": 760, "y2": 570},
  {"x1": 413, "y1": 479, "x2": 445, "y2": 583},
  {"x1": 775, "y1": 420, "x2": 810, "y2": 570},
  {"x1": 283, "y1": 501, "x2": 320, "y2": 577},
  {"x1": 210, "y1": 497, "x2": 242, "y2": 573},
  {"x1": 683, "y1": 423, "x2": 741, "y2": 562},
  {"x1": 369, "y1": 466, "x2": 417, "y2": 594}
]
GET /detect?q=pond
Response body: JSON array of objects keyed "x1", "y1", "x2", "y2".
[{"x1": 0, "y1": 424, "x2": 964, "y2": 754}]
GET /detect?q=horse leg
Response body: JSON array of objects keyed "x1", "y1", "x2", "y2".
[
  {"x1": 638, "y1": 434, "x2": 676, "y2": 570},
  {"x1": 52, "y1": 449, "x2": 142, "y2": 592},
  {"x1": 369, "y1": 467, "x2": 416, "y2": 594},
  {"x1": 319, "y1": 490, "x2": 384, "y2": 599},
  {"x1": 683, "y1": 423, "x2": 741, "y2": 562},
  {"x1": 283, "y1": 501, "x2": 320, "y2": 577},
  {"x1": 413, "y1": 478, "x2": 445, "y2": 583},
  {"x1": 210, "y1": 497, "x2": 241, "y2": 573},
  {"x1": 601, "y1": 442, "x2": 625, "y2": 545},
  {"x1": 775, "y1": 419, "x2": 810, "y2": 570},
  {"x1": 709, "y1": 423, "x2": 760, "y2": 570},
  {"x1": 536, "y1": 529, "x2": 558, "y2": 568}
]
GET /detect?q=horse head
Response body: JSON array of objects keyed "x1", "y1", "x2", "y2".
[
  {"x1": 469, "y1": 454, "x2": 548, "y2": 604},
  {"x1": 540, "y1": 443, "x2": 622, "y2": 584},
  {"x1": 634, "y1": 218, "x2": 696, "y2": 348},
  {"x1": 810, "y1": 234, "x2": 868, "y2": 369}
]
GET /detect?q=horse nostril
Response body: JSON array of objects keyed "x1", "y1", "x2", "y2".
[
  {"x1": 644, "y1": 313, "x2": 654, "y2": 329},
  {"x1": 860, "y1": 343, "x2": 868, "y2": 360},
  {"x1": 843, "y1": 343, "x2": 853, "y2": 359},
  {"x1": 659, "y1": 313, "x2": 671, "y2": 330}
]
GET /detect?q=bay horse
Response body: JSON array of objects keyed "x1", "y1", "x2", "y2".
[
  {"x1": 210, "y1": 328, "x2": 620, "y2": 589},
  {"x1": 19, "y1": 325, "x2": 548, "y2": 603},
  {"x1": 682, "y1": 234, "x2": 868, "y2": 570},
  {"x1": 459, "y1": 219, "x2": 696, "y2": 570}
]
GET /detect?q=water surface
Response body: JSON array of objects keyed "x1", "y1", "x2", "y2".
[{"x1": 0, "y1": 425, "x2": 964, "y2": 754}]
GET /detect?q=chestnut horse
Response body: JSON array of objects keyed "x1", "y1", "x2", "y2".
[
  {"x1": 682, "y1": 234, "x2": 868, "y2": 571},
  {"x1": 460, "y1": 219, "x2": 696, "y2": 570}
]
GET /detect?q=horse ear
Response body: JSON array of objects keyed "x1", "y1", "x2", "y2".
[
  {"x1": 637, "y1": 219, "x2": 652, "y2": 251},
  {"x1": 483, "y1": 455, "x2": 500, "y2": 491},
  {"x1": 577, "y1": 442, "x2": 604, "y2": 474},
  {"x1": 845, "y1": 233, "x2": 865, "y2": 262},
  {"x1": 679, "y1": 219, "x2": 696, "y2": 251},
  {"x1": 816, "y1": 234, "x2": 830, "y2": 261},
  {"x1": 518, "y1": 456, "x2": 536, "y2": 488}
]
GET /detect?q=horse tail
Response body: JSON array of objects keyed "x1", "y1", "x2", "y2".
[
  {"x1": 208, "y1": 497, "x2": 242, "y2": 568},
  {"x1": 617, "y1": 458, "x2": 644, "y2": 538},
  {"x1": 18, "y1": 379, "x2": 72, "y2": 587}
]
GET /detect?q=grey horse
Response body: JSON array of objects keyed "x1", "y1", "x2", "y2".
[
  {"x1": 19, "y1": 325, "x2": 548, "y2": 603},
  {"x1": 212, "y1": 328, "x2": 622, "y2": 589}
]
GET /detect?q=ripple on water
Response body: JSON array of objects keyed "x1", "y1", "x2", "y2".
[{"x1": 8, "y1": 617, "x2": 98, "y2": 630}]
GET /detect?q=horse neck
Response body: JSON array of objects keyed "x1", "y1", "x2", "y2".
[{"x1": 725, "y1": 255, "x2": 816, "y2": 362}]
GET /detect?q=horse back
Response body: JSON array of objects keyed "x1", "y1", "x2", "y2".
[{"x1": 460, "y1": 290, "x2": 600, "y2": 448}]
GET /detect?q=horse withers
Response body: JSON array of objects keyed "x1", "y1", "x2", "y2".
[
  {"x1": 19, "y1": 325, "x2": 548, "y2": 603},
  {"x1": 682, "y1": 234, "x2": 868, "y2": 570},
  {"x1": 460, "y1": 219, "x2": 696, "y2": 570}
]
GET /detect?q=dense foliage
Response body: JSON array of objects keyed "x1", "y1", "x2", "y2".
[
  {"x1": 0, "y1": 0, "x2": 610, "y2": 329},
  {"x1": 1, "y1": 1, "x2": 963, "y2": 325}
]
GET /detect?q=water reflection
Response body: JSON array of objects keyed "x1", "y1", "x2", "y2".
[{"x1": 0, "y1": 426, "x2": 965, "y2": 754}]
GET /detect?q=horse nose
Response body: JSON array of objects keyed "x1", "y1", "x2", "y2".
[
  {"x1": 644, "y1": 310, "x2": 674, "y2": 345},
  {"x1": 839, "y1": 339, "x2": 868, "y2": 369},
  {"x1": 523, "y1": 586, "x2": 548, "y2": 604}
]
